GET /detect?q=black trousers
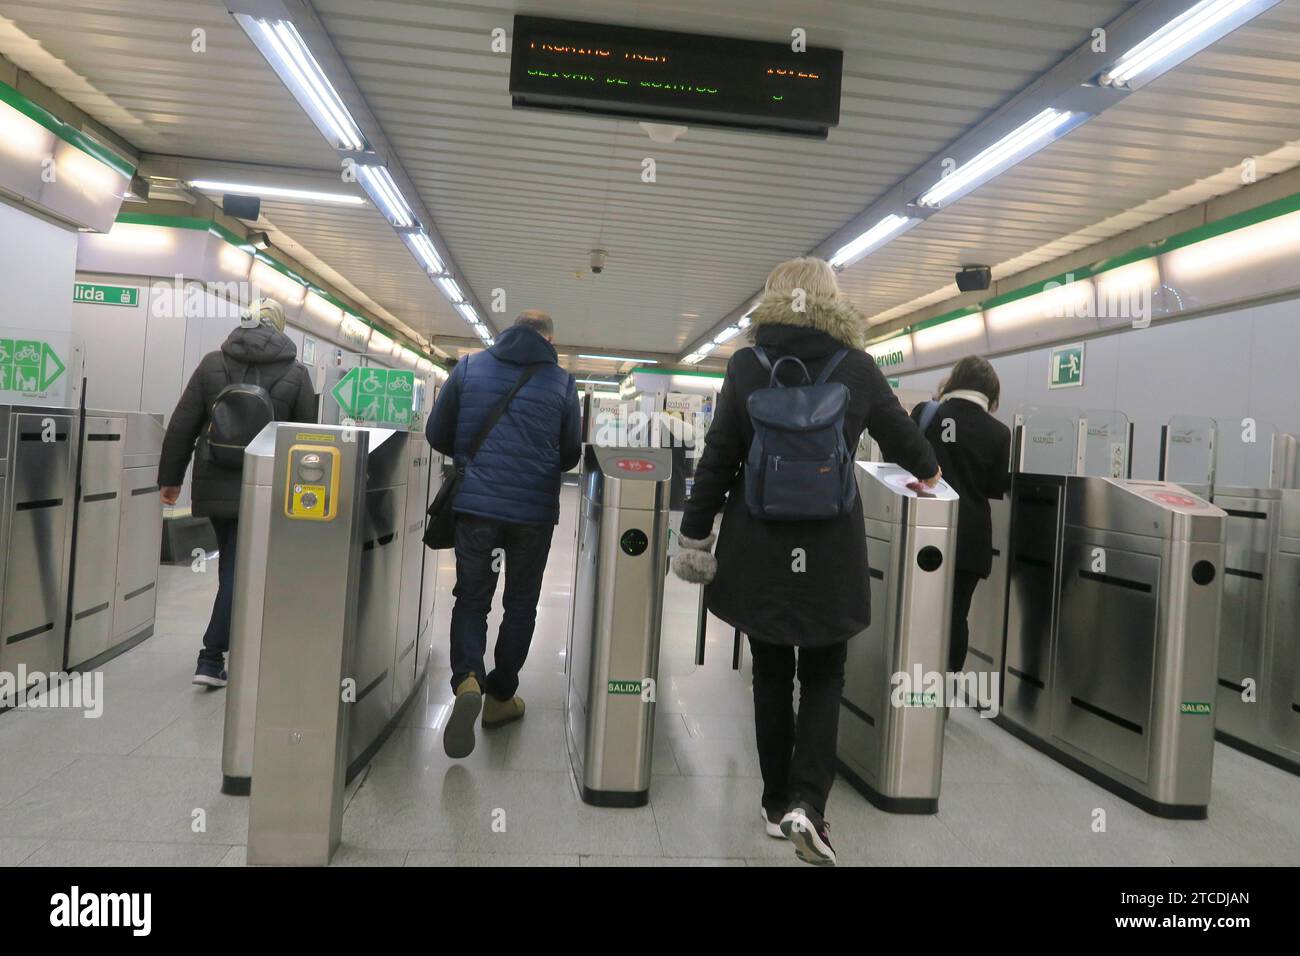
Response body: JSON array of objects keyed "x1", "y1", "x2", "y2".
[
  {"x1": 748, "y1": 637, "x2": 848, "y2": 822},
  {"x1": 950, "y1": 569, "x2": 983, "y2": 674},
  {"x1": 449, "y1": 513, "x2": 555, "y2": 700},
  {"x1": 200, "y1": 516, "x2": 238, "y2": 661}
]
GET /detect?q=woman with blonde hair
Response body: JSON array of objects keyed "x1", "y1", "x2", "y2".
[{"x1": 672, "y1": 257, "x2": 940, "y2": 865}]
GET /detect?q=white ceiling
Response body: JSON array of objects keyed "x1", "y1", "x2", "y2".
[{"x1": 2, "y1": 0, "x2": 1298, "y2": 374}]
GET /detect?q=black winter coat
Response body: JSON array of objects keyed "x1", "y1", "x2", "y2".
[
  {"x1": 910, "y1": 397, "x2": 1012, "y2": 578},
  {"x1": 158, "y1": 324, "x2": 317, "y2": 519},
  {"x1": 680, "y1": 301, "x2": 939, "y2": 647}
]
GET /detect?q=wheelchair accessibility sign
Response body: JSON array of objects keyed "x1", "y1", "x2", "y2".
[
  {"x1": 0, "y1": 339, "x2": 66, "y2": 397},
  {"x1": 331, "y1": 367, "x2": 416, "y2": 426}
]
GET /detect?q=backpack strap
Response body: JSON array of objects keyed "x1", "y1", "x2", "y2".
[
  {"x1": 750, "y1": 346, "x2": 772, "y2": 374},
  {"x1": 918, "y1": 400, "x2": 942, "y2": 433},
  {"x1": 813, "y1": 348, "x2": 850, "y2": 386}
]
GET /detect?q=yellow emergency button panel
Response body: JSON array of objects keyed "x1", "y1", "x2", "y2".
[{"x1": 283, "y1": 445, "x2": 341, "y2": 521}]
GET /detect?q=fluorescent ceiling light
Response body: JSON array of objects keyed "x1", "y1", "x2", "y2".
[
  {"x1": 681, "y1": 353, "x2": 703, "y2": 365},
  {"x1": 828, "y1": 214, "x2": 916, "y2": 269},
  {"x1": 576, "y1": 378, "x2": 620, "y2": 386},
  {"x1": 405, "y1": 231, "x2": 445, "y2": 274},
  {"x1": 696, "y1": 342, "x2": 717, "y2": 356},
  {"x1": 188, "y1": 179, "x2": 366, "y2": 206},
  {"x1": 713, "y1": 325, "x2": 742, "y2": 344},
  {"x1": 738, "y1": 315, "x2": 753, "y2": 328},
  {"x1": 356, "y1": 164, "x2": 413, "y2": 228},
  {"x1": 436, "y1": 276, "x2": 465, "y2": 302},
  {"x1": 456, "y1": 303, "x2": 479, "y2": 324},
  {"x1": 917, "y1": 108, "x2": 1077, "y2": 209},
  {"x1": 237, "y1": 16, "x2": 365, "y2": 152},
  {"x1": 1103, "y1": 0, "x2": 1256, "y2": 88},
  {"x1": 579, "y1": 353, "x2": 660, "y2": 364}
]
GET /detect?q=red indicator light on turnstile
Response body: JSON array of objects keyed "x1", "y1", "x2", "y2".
[
  {"x1": 615, "y1": 458, "x2": 656, "y2": 473},
  {"x1": 1150, "y1": 492, "x2": 1201, "y2": 509}
]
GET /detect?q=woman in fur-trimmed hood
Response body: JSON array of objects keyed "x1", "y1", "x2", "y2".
[{"x1": 672, "y1": 257, "x2": 939, "y2": 865}]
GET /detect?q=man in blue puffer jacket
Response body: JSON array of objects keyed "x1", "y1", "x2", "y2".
[{"x1": 426, "y1": 310, "x2": 581, "y2": 758}]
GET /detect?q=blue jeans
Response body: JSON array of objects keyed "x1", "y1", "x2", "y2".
[
  {"x1": 200, "y1": 517, "x2": 238, "y2": 662},
  {"x1": 449, "y1": 514, "x2": 555, "y2": 699}
]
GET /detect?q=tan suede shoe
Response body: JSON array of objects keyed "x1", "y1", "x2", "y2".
[
  {"x1": 482, "y1": 694, "x2": 525, "y2": 730},
  {"x1": 443, "y1": 675, "x2": 482, "y2": 758}
]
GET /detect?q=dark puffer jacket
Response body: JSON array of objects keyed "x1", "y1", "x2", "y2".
[
  {"x1": 680, "y1": 294, "x2": 939, "y2": 647},
  {"x1": 426, "y1": 325, "x2": 581, "y2": 526},
  {"x1": 158, "y1": 324, "x2": 317, "y2": 519}
]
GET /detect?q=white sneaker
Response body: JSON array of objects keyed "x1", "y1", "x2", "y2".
[
  {"x1": 761, "y1": 805, "x2": 785, "y2": 839},
  {"x1": 780, "y1": 806, "x2": 836, "y2": 866}
]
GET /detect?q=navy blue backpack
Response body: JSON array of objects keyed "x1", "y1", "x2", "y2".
[{"x1": 744, "y1": 346, "x2": 857, "y2": 521}]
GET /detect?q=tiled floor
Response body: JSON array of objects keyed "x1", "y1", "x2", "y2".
[{"x1": 1, "y1": 485, "x2": 1297, "y2": 867}]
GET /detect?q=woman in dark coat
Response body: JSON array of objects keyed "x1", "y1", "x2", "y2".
[
  {"x1": 672, "y1": 258, "x2": 940, "y2": 866},
  {"x1": 910, "y1": 356, "x2": 1012, "y2": 674}
]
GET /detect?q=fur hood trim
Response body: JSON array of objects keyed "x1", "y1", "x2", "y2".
[{"x1": 749, "y1": 293, "x2": 866, "y2": 350}]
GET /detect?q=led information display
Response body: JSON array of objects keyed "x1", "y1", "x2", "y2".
[{"x1": 510, "y1": 16, "x2": 843, "y2": 138}]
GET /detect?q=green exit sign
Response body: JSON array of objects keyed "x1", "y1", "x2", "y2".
[
  {"x1": 1049, "y1": 342, "x2": 1084, "y2": 389},
  {"x1": 74, "y1": 283, "x2": 139, "y2": 307}
]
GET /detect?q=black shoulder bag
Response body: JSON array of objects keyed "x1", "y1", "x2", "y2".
[{"x1": 422, "y1": 361, "x2": 543, "y2": 549}]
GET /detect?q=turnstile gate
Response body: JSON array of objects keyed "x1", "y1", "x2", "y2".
[
  {"x1": 1000, "y1": 476, "x2": 1226, "y2": 817},
  {"x1": 566, "y1": 446, "x2": 672, "y2": 807},
  {"x1": 837, "y1": 462, "x2": 958, "y2": 813},
  {"x1": 224, "y1": 421, "x2": 438, "y2": 815},
  {"x1": 0, "y1": 405, "x2": 77, "y2": 680},
  {"x1": 1206, "y1": 430, "x2": 1300, "y2": 774}
]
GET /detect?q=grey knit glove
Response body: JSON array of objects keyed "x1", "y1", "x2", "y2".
[{"x1": 672, "y1": 533, "x2": 717, "y2": 584}]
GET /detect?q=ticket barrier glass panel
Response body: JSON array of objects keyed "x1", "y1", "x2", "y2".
[
  {"x1": 566, "y1": 446, "x2": 671, "y2": 807},
  {"x1": 836, "y1": 462, "x2": 958, "y2": 813},
  {"x1": 1004, "y1": 477, "x2": 1226, "y2": 817},
  {"x1": 0, "y1": 405, "x2": 77, "y2": 682}
]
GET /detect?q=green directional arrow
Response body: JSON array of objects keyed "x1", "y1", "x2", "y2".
[
  {"x1": 330, "y1": 367, "x2": 360, "y2": 418},
  {"x1": 39, "y1": 342, "x2": 65, "y2": 391}
]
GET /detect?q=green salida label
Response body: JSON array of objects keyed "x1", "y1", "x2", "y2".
[
  {"x1": 607, "y1": 680, "x2": 642, "y2": 695},
  {"x1": 1181, "y1": 701, "x2": 1212, "y2": 715}
]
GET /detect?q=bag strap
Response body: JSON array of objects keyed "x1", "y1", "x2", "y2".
[
  {"x1": 813, "y1": 348, "x2": 849, "y2": 386},
  {"x1": 918, "y1": 400, "x2": 942, "y2": 434},
  {"x1": 464, "y1": 359, "x2": 544, "y2": 465}
]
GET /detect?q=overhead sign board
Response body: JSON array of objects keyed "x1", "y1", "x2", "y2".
[{"x1": 510, "y1": 16, "x2": 843, "y2": 138}]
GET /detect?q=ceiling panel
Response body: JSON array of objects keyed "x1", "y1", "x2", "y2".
[{"x1": 3, "y1": 0, "x2": 1296, "y2": 369}]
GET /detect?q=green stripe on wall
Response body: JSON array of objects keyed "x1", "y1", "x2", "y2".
[{"x1": 0, "y1": 79, "x2": 136, "y2": 180}]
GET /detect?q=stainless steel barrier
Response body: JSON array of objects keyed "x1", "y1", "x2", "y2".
[
  {"x1": 1000, "y1": 477, "x2": 1226, "y2": 818},
  {"x1": 67, "y1": 411, "x2": 163, "y2": 669},
  {"x1": 566, "y1": 446, "x2": 672, "y2": 807},
  {"x1": 223, "y1": 422, "x2": 437, "y2": 809},
  {"x1": 246, "y1": 422, "x2": 367, "y2": 865},
  {"x1": 837, "y1": 462, "x2": 959, "y2": 813},
  {"x1": 1262, "y1": 491, "x2": 1300, "y2": 771},
  {"x1": 1211, "y1": 431, "x2": 1299, "y2": 773},
  {"x1": 0, "y1": 405, "x2": 77, "y2": 680},
  {"x1": 966, "y1": 494, "x2": 1009, "y2": 682}
]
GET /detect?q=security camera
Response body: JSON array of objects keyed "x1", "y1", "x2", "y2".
[
  {"x1": 956, "y1": 264, "x2": 992, "y2": 293},
  {"x1": 590, "y1": 249, "x2": 608, "y2": 275}
]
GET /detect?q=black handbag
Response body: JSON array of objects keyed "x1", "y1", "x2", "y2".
[{"x1": 423, "y1": 361, "x2": 543, "y2": 549}]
